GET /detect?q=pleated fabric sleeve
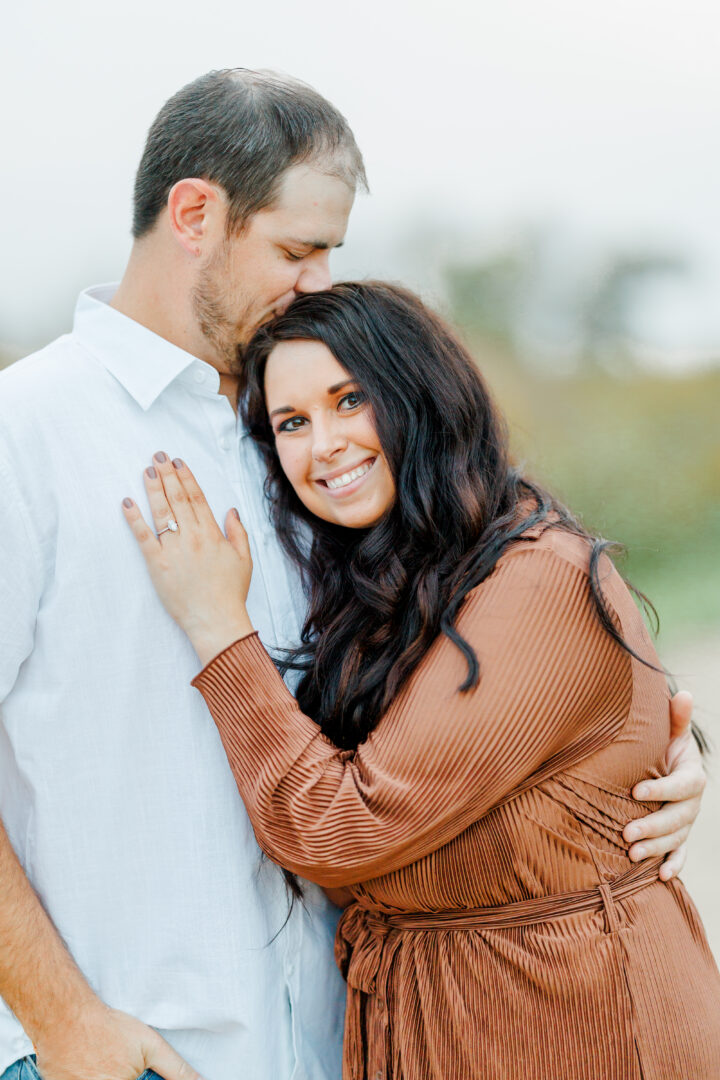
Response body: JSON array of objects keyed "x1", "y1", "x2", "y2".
[{"x1": 192, "y1": 543, "x2": 631, "y2": 887}]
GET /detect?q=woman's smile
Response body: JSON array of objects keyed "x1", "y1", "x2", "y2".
[
  {"x1": 264, "y1": 340, "x2": 395, "y2": 528},
  {"x1": 313, "y1": 455, "x2": 377, "y2": 495}
]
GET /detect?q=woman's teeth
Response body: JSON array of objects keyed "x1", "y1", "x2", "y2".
[{"x1": 325, "y1": 460, "x2": 374, "y2": 491}]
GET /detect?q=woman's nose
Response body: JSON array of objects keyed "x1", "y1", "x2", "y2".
[{"x1": 311, "y1": 420, "x2": 347, "y2": 462}]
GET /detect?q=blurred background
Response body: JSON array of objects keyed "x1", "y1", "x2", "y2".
[{"x1": 2, "y1": 1, "x2": 718, "y2": 947}]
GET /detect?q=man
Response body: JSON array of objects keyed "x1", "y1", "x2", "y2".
[{"x1": 0, "y1": 69, "x2": 705, "y2": 1080}]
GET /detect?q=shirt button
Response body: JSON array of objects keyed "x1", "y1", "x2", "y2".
[
  {"x1": 219, "y1": 436, "x2": 231, "y2": 451},
  {"x1": 194, "y1": 369, "x2": 206, "y2": 384}
]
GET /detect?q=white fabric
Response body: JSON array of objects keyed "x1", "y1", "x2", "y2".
[{"x1": 0, "y1": 285, "x2": 345, "y2": 1080}]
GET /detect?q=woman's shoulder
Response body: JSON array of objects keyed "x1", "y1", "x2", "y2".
[
  {"x1": 507, "y1": 520, "x2": 595, "y2": 570},
  {"x1": 459, "y1": 523, "x2": 623, "y2": 633},
  {"x1": 463, "y1": 522, "x2": 643, "y2": 651},
  {"x1": 503, "y1": 522, "x2": 597, "y2": 576}
]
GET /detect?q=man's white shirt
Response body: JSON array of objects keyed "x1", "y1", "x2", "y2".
[{"x1": 0, "y1": 285, "x2": 345, "y2": 1080}]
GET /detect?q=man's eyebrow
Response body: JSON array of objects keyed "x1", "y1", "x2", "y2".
[{"x1": 286, "y1": 238, "x2": 344, "y2": 250}]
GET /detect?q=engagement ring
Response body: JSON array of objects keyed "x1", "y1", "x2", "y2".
[{"x1": 157, "y1": 519, "x2": 179, "y2": 536}]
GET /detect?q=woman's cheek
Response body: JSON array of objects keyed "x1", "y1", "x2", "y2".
[{"x1": 277, "y1": 443, "x2": 308, "y2": 493}]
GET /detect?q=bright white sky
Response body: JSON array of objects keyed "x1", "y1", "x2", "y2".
[{"x1": 3, "y1": 0, "x2": 720, "y2": 355}]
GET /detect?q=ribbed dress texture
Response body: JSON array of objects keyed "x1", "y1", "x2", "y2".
[{"x1": 193, "y1": 528, "x2": 720, "y2": 1079}]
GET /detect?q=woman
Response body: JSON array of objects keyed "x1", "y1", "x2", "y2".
[{"x1": 122, "y1": 282, "x2": 720, "y2": 1079}]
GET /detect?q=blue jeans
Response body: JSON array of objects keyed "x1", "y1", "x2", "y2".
[{"x1": 0, "y1": 1058, "x2": 160, "y2": 1080}]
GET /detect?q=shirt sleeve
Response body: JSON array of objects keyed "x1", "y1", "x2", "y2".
[
  {"x1": 0, "y1": 454, "x2": 44, "y2": 702},
  {"x1": 192, "y1": 542, "x2": 634, "y2": 887}
]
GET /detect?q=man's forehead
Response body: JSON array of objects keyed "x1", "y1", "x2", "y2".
[{"x1": 269, "y1": 165, "x2": 354, "y2": 223}]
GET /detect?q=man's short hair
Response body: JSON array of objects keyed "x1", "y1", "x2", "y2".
[{"x1": 132, "y1": 68, "x2": 367, "y2": 238}]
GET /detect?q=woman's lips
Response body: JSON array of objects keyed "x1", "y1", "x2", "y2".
[{"x1": 314, "y1": 456, "x2": 377, "y2": 497}]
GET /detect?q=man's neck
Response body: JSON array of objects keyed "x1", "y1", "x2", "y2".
[{"x1": 111, "y1": 246, "x2": 240, "y2": 408}]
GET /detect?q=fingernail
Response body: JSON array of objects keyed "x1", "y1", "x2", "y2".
[
  {"x1": 635, "y1": 785, "x2": 650, "y2": 800},
  {"x1": 154, "y1": 451, "x2": 167, "y2": 463},
  {"x1": 232, "y1": 508, "x2": 240, "y2": 520},
  {"x1": 172, "y1": 458, "x2": 184, "y2": 469},
  {"x1": 625, "y1": 825, "x2": 640, "y2": 841},
  {"x1": 634, "y1": 845, "x2": 647, "y2": 860},
  {"x1": 146, "y1": 466, "x2": 157, "y2": 479},
  {"x1": 122, "y1": 497, "x2": 133, "y2": 509}
]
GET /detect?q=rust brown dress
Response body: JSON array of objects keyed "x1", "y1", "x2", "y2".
[{"x1": 193, "y1": 528, "x2": 720, "y2": 1079}]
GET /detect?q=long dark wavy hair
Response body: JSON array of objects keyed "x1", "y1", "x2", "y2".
[{"x1": 241, "y1": 281, "x2": 661, "y2": 763}]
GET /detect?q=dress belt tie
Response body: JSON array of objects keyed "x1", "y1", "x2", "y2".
[{"x1": 362, "y1": 855, "x2": 664, "y2": 934}]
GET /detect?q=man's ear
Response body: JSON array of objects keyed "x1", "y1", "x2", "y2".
[{"x1": 167, "y1": 178, "x2": 225, "y2": 257}]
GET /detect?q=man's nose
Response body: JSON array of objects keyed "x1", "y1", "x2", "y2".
[{"x1": 296, "y1": 253, "x2": 332, "y2": 294}]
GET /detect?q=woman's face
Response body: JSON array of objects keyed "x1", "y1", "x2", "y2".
[{"x1": 264, "y1": 339, "x2": 396, "y2": 528}]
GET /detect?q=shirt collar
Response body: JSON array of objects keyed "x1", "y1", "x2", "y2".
[{"x1": 72, "y1": 283, "x2": 221, "y2": 410}]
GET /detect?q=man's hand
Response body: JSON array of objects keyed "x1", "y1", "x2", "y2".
[
  {"x1": 34, "y1": 1001, "x2": 202, "y2": 1080},
  {"x1": 0, "y1": 820, "x2": 201, "y2": 1080},
  {"x1": 625, "y1": 691, "x2": 705, "y2": 881}
]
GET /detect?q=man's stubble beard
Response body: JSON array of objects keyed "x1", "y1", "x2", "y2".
[{"x1": 191, "y1": 243, "x2": 252, "y2": 376}]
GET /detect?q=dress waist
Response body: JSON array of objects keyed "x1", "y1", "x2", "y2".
[
  {"x1": 335, "y1": 858, "x2": 665, "y2": 1079},
  {"x1": 363, "y1": 855, "x2": 664, "y2": 933}
]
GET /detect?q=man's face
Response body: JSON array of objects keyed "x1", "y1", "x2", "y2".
[{"x1": 192, "y1": 164, "x2": 355, "y2": 370}]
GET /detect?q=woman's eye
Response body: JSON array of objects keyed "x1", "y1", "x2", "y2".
[
  {"x1": 276, "y1": 415, "x2": 307, "y2": 433},
  {"x1": 338, "y1": 390, "x2": 366, "y2": 411},
  {"x1": 284, "y1": 251, "x2": 305, "y2": 262}
]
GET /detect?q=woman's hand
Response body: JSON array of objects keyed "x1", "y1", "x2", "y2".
[
  {"x1": 625, "y1": 691, "x2": 706, "y2": 880},
  {"x1": 122, "y1": 453, "x2": 255, "y2": 666}
]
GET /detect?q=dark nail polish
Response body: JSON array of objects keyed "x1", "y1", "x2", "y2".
[
  {"x1": 172, "y1": 458, "x2": 184, "y2": 469},
  {"x1": 154, "y1": 451, "x2": 167, "y2": 463},
  {"x1": 122, "y1": 497, "x2": 133, "y2": 509},
  {"x1": 146, "y1": 466, "x2": 157, "y2": 479}
]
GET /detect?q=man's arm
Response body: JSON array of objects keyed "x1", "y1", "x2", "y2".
[
  {"x1": 0, "y1": 450, "x2": 200, "y2": 1080},
  {"x1": 626, "y1": 691, "x2": 705, "y2": 880},
  {"x1": 0, "y1": 817, "x2": 201, "y2": 1080}
]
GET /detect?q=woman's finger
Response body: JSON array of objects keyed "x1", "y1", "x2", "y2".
[
  {"x1": 143, "y1": 464, "x2": 179, "y2": 538},
  {"x1": 149, "y1": 451, "x2": 197, "y2": 530},
  {"x1": 225, "y1": 508, "x2": 252, "y2": 560},
  {"x1": 121, "y1": 498, "x2": 161, "y2": 559},
  {"x1": 169, "y1": 458, "x2": 219, "y2": 530}
]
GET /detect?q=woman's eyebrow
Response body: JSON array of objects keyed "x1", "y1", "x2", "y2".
[{"x1": 269, "y1": 380, "x2": 355, "y2": 418}]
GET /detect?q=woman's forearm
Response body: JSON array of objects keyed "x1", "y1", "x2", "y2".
[{"x1": 187, "y1": 610, "x2": 256, "y2": 668}]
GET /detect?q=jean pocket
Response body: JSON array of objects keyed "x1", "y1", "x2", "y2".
[{"x1": 18, "y1": 1064, "x2": 160, "y2": 1080}]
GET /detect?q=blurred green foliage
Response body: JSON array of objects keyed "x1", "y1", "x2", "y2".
[{"x1": 447, "y1": 317, "x2": 720, "y2": 644}]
